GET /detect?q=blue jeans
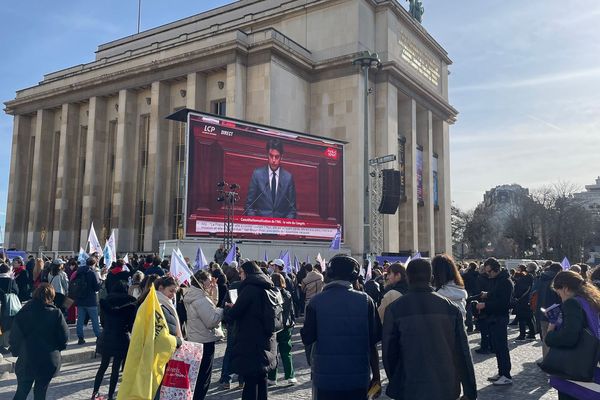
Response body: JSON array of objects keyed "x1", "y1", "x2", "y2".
[{"x1": 76, "y1": 306, "x2": 101, "y2": 339}]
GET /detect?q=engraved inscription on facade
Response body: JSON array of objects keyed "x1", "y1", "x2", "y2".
[{"x1": 398, "y1": 32, "x2": 441, "y2": 87}]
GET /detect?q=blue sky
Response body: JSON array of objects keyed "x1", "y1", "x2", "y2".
[{"x1": 1, "y1": 0, "x2": 599, "y2": 241}]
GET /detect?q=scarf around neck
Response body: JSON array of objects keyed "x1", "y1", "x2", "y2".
[{"x1": 156, "y1": 290, "x2": 183, "y2": 339}]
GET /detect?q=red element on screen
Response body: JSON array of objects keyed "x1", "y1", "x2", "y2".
[
  {"x1": 325, "y1": 147, "x2": 338, "y2": 160},
  {"x1": 221, "y1": 121, "x2": 236, "y2": 128}
]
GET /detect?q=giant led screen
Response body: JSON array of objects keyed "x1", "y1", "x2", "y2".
[{"x1": 185, "y1": 112, "x2": 344, "y2": 241}]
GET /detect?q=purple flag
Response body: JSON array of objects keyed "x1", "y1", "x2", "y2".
[
  {"x1": 224, "y1": 243, "x2": 237, "y2": 265},
  {"x1": 329, "y1": 226, "x2": 341, "y2": 250},
  {"x1": 560, "y1": 257, "x2": 571, "y2": 270},
  {"x1": 282, "y1": 251, "x2": 291, "y2": 273},
  {"x1": 263, "y1": 250, "x2": 268, "y2": 263},
  {"x1": 294, "y1": 255, "x2": 300, "y2": 274}
]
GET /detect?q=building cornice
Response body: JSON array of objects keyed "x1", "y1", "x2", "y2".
[{"x1": 370, "y1": 0, "x2": 452, "y2": 65}]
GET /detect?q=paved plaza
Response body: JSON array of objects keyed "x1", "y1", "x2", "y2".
[{"x1": 0, "y1": 320, "x2": 558, "y2": 400}]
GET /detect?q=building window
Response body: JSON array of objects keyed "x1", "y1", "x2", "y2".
[
  {"x1": 212, "y1": 99, "x2": 226, "y2": 116},
  {"x1": 172, "y1": 119, "x2": 186, "y2": 239},
  {"x1": 137, "y1": 114, "x2": 151, "y2": 250}
]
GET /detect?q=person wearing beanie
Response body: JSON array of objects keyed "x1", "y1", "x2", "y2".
[{"x1": 301, "y1": 255, "x2": 381, "y2": 400}]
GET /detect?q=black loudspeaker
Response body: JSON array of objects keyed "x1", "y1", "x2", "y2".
[{"x1": 378, "y1": 169, "x2": 401, "y2": 214}]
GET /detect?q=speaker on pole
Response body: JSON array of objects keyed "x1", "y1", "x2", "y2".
[{"x1": 378, "y1": 169, "x2": 401, "y2": 214}]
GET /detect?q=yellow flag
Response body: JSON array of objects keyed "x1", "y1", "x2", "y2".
[{"x1": 117, "y1": 286, "x2": 177, "y2": 400}]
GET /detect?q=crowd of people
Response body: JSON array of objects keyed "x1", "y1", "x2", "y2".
[{"x1": 0, "y1": 249, "x2": 599, "y2": 400}]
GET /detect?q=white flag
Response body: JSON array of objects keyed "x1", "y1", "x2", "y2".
[
  {"x1": 87, "y1": 222, "x2": 102, "y2": 255},
  {"x1": 171, "y1": 248, "x2": 193, "y2": 285},
  {"x1": 107, "y1": 230, "x2": 117, "y2": 260},
  {"x1": 123, "y1": 253, "x2": 129, "y2": 265},
  {"x1": 365, "y1": 256, "x2": 372, "y2": 281}
]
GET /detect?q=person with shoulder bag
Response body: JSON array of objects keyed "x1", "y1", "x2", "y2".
[
  {"x1": 183, "y1": 270, "x2": 224, "y2": 400},
  {"x1": 10, "y1": 283, "x2": 69, "y2": 400},
  {"x1": 0, "y1": 262, "x2": 20, "y2": 354},
  {"x1": 47, "y1": 259, "x2": 70, "y2": 313},
  {"x1": 267, "y1": 273, "x2": 297, "y2": 386},
  {"x1": 539, "y1": 271, "x2": 600, "y2": 400}
]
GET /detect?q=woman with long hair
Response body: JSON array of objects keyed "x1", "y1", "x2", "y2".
[
  {"x1": 47, "y1": 260, "x2": 69, "y2": 312},
  {"x1": 431, "y1": 254, "x2": 468, "y2": 319},
  {"x1": 10, "y1": 283, "x2": 69, "y2": 399},
  {"x1": 184, "y1": 270, "x2": 223, "y2": 400},
  {"x1": 32, "y1": 258, "x2": 45, "y2": 289},
  {"x1": 545, "y1": 270, "x2": 600, "y2": 400},
  {"x1": 154, "y1": 276, "x2": 184, "y2": 347},
  {"x1": 378, "y1": 262, "x2": 408, "y2": 323},
  {"x1": 92, "y1": 281, "x2": 137, "y2": 400}
]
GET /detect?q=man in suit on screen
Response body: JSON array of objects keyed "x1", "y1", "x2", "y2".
[{"x1": 245, "y1": 138, "x2": 297, "y2": 218}]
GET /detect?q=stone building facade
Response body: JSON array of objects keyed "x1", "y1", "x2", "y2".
[{"x1": 4, "y1": 0, "x2": 456, "y2": 257}]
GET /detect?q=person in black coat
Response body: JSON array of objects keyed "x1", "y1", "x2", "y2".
[
  {"x1": 224, "y1": 261, "x2": 277, "y2": 400},
  {"x1": 382, "y1": 259, "x2": 477, "y2": 400},
  {"x1": 10, "y1": 283, "x2": 69, "y2": 400},
  {"x1": 92, "y1": 281, "x2": 137, "y2": 400},
  {"x1": 0, "y1": 262, "x2": 19, "y2": 353},
  {"x1": 12, "y1": 257, "x2": 31, "y2": 302},
  {"x1": 513, "y1": 271, "x2": 535, "y2": 340},
  {"x1": 104, "y1": 260, "x2": 131, "y2": 294},
  {"x1": 476, "y1": 258, "x2": 514, "y2": 385}
]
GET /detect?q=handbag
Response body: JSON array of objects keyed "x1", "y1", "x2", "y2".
[
  {"x1": 5, "y1": 293, "x2": 22, "y2": 316},
  {"x1": 159, "y1": 341, "x2": 204, "y2": 399},
  {"x1": 538, "y1": 327, "x2": 600, "y2": 381}
]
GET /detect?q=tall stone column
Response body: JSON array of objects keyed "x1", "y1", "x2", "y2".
[
  {"x1": 5, "y1": 115, "x2": 32, "y2": 250},
  {"x1": 226, "y1": 55, "x2": 247, "y2": 119},
  {"x1": 144, "y1": 81, "x2": 171, "y2": 251},
  {"x1": 374, "y1": 80, "x2": 399, "y2": 253},
  {"x1": 434, "y1": 119, "x2": 452, "y2": 254},
  {"x1": 397, "y1": 99, "x2": 418, "y2": 253},
  {"x1": 112, "y1": 89, "x2": 137, "y2": 251},
  {"x1": 417, "y1": 109, "x2": 435, "y2": 257},
  {"x1": 80, "y1": 97, "x2": 108, "y2": 248},
  {"x1": 53, "y1": 103, "x2": 79, "y2": 250},
  {"x1": 27, "y1": 109, "x2": 55, "y2": 251},
  {"x1": 187, "y1": 72, "x2": 207, "y2": 111}
]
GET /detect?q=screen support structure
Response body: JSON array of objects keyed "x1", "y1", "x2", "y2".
[
  {"x1": 353, "y1": 52, "x2": 382, "y2": 261},
  {"x1": 369, "y1": 154, "x2": 396, "y2": 256},
  {"x1": 217, "y1": 182, "x2": 240, "y2": 253}
]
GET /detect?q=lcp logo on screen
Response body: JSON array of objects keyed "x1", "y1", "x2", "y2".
[{"x1": 325, "y1": 147, "x2": 338, "y2": 160}]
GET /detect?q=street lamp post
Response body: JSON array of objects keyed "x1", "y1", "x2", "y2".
[{"x1": 352, "y1": 51, "x2": 382, "y2": 261}]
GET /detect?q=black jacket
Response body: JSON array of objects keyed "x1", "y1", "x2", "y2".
[
  {"x1": 513, "y1": 274, "x2": 533, "y2": 318},
  {"x1": 73, "y1": 265, "x2": 101, "y2": 307},
  {"x1": 382, "y1": 286, "x2": 477, "y2": 400},
  {"x1": 278, "y1": 287, "x2": 295, "y2": 328},
  {"x1": 161, "y1": 303, "x2": 183, "y2": 347},
  {"x1": 10, "y1": 299, "x2": 68, "y2": 379},
  {"x1": 97, "y1": 293, "x2": 137, "y2": 358},
  {"x1": 365, "y1": 279, "x2": 383, "y2": 307},
  {"x1": 462, "y1": 269, "x2": 479, "y2": 296},
  {"x1": 105, "y1": 267, "x2": 131, "y2": 294},
  {"x1": 483, "y1": 269, "x2": 514, "y2": 318},
  {"x1": 0, "y1": 276, "x2": 19, "y2": 330},
  {"x1": 224, "y1": 273, "x2": 277, "y2": 376},
  {"x1": 535, "y1": 269, "x2": 561, "y2": 321}
]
